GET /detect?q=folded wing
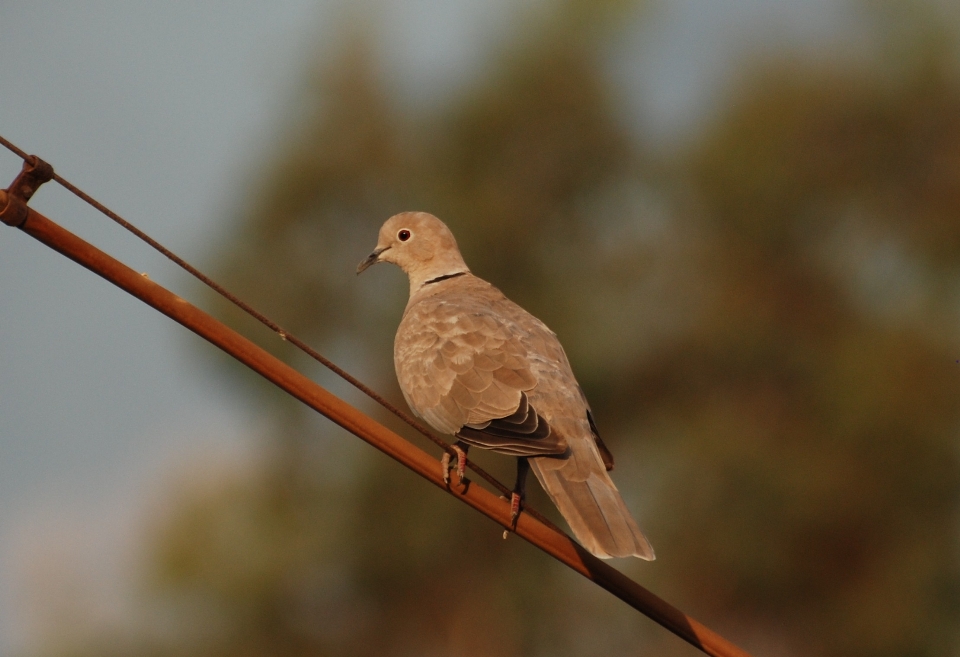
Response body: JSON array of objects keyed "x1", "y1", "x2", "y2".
[{"x1": 396, "y1": 303, "x2": 567, "y2": 457}]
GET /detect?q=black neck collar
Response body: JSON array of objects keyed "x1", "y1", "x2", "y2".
[{"x1": 424, "y1": 271, "x2": 467, "y2": 286}]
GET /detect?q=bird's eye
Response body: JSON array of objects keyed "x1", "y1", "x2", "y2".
[{"x1": 398, "y1": 229, "x2": 411, "y2": 241}]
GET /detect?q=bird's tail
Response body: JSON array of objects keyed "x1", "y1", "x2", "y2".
[{"x1": 530, "y1": 451, "x2": 655, "y2": 560}]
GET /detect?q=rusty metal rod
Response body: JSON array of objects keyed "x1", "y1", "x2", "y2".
[{"x1": 0, "y1": 190, "x2": 753, "y2": 657}]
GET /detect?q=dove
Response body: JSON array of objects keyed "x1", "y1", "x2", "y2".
[{"x1": 357, "y1": 211, "x2": 654, "y2": 559}]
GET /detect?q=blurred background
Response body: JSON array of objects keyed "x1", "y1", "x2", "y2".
[{"x1": 2, "y1": 1, "x2": 960, "y2": 655}]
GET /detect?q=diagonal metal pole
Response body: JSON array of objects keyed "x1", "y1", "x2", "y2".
[{"x1": 0, "y1": 176, "x2": 753, "y2": 657}]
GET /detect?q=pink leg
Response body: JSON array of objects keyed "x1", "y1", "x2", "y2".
[
  {"x1": 510, "y1": 492, "x2": 522, "y2": 522},
  {"x1": 441, "y1": 442, "x2": 469, "y2": 485},
  {"x1": 456, "y1": 446, "x2": 467, "y2": 483},
  {"x1": 440, "y1": 451, "x2": 452, "y2": 485},
  {"x1": 503, "y1": 492, "x2": 523, "y2": 540},
  {"x1": 508, "y1": 458, "x2": 529, "y2": 529}
]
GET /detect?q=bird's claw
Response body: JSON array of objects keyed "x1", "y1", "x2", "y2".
[
  {"x1": 456, "y1": 446, "x2": 467, "y2": 482},
  {"x1": 501, "y1": 492, "x2": 524, "y2": 540},
  {"x1": 441, "y1": 445, "x2": 468, "y2": 485},
  {"x1": 441, "y1": 451, "x2": 452, "y2": 485},
  {"x1": 510, "y1": 492, "x2": 522, "y2": 522}
]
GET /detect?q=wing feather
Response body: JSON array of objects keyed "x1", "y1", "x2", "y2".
[{"x1": 396, "y1": 299, "x2": 566, "y2": 456}]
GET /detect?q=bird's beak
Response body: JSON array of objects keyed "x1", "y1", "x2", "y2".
[{"x1": 356, "y1": 246, "x2": 389, "y2": 275}]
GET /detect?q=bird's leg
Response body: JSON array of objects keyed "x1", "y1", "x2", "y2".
[
  {"x1": 441, "y1": 441, "x2": 470, "y2": 485},
  {"x1": 456, "y1": 441, "x2": 468, "y2": 482},
  {"x1": 510, "y1": 457, "x2": 530, "y2": 526}
]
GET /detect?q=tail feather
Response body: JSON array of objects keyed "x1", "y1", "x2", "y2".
[{"x1": 531, "y1": 459, "x2": 655, "y2": 560}]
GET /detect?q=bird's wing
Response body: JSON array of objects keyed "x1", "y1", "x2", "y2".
[
  {"x1": 484, "y1": 290, "x2": 650, "y2": 557},
  {"x1": 587, "y1": 409, "x2": 614, "y2": 471},
  {"x1": 395, "y1": 289, "x2": 567, "y2": 456}
]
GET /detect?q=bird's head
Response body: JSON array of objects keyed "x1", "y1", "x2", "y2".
[{"x1": 356, "y1": 212, "x2": 469, "y2": 290}]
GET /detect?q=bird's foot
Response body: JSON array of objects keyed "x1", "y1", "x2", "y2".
[
  {"x1": 501, "y1": 493, "x2": 524, "y2": 540},
  {"x1": 505, "y1": 457, "x2": 528, "y2": 534},
  {"x1": 510, "y1": 492, "x2": 522, "y2": 523},
  {"x1": 441, "y1": 451, "x2": 451, "y2": 484},
  {"x1": 441, "y1": 444, "x2": 468, "y2": 485},
  {"x1": 456, "y1": 446, "x2": 467, "y2": 482}
]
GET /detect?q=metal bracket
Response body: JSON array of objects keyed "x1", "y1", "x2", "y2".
[{"x1": 0, "y1": 155, "x2": 54, "y2": 227}]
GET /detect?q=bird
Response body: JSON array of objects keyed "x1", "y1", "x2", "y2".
[{"x1": 357, "y1": 211, "x2": 654, "y2": 560}]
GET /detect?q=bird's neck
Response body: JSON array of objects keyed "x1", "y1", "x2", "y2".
[
  {"x1": 404, "y1": 251, "x2": 470, "y2": 297},
  {"x1": 406, "y1": 266, "x2": 470, "y2": 297}
]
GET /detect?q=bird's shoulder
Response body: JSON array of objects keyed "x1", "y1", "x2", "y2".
[
  {"x1": 400, "y1": 274, "x2": 557, "y2": 347},
  {"x1": 396, "y1": 275, "x2": 529, "y2": 365}
]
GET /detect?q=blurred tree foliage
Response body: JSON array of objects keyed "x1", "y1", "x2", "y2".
[{"x1": 64, "y1": 2, "x2": 960, "y2": 656}]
